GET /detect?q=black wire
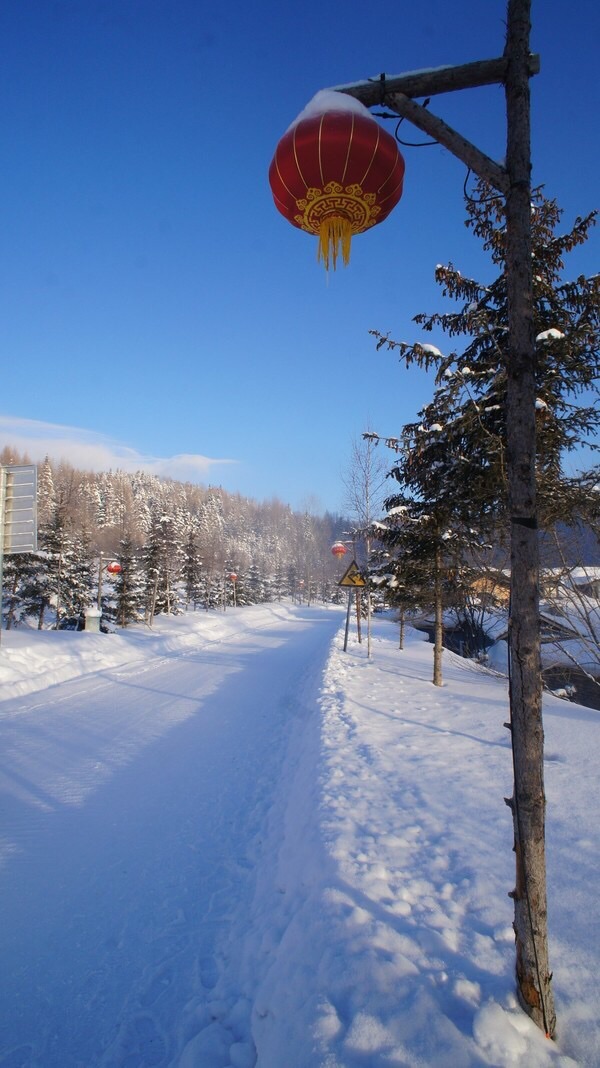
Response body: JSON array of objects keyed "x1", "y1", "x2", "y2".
[
  {"x1": 394, "y1": 118, "x2": 438, "y2": 148},
  {"x1": 370, "y1": 100, "x2": 438, "y2": 149},
  {"x1": 463, "y1": 168, "x2": 503, "y2": 205}
]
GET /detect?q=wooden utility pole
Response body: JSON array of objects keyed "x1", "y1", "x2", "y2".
[
  {"x1": 503, "y1": 0, "x2": 555, "y2": 1036},
  {"x1": 336, "y1": 0, "x2": 556, "y2": 1035}
]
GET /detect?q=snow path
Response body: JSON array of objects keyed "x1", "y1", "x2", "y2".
[
  {"x1": 0, "y1": 604, "x2": 598, "y2": 1067},
  {"x1": 0, "y1": 605, "x2": 342, "y2": 1068}
]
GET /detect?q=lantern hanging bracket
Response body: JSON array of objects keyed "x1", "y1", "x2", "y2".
[
  {"x1": 385, "y1": 91, "x2": 509, "y2": 193},
  {"x1": 333, "y1": 52, "x2": 540, "y2": 195},
  {"x1": 333, "y1": 54, "x2": 540, "y2": 107}
]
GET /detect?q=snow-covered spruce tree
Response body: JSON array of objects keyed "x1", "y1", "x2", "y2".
[
  {"x1": 141, "y1": 512, "x2": 182, "y2": 621},
  {"x1": 64, "y1": 527, "x2": 95, "y2": 618},
  {"x1": 373, "y1": 179, "x2": 598, "y2": 1040},
  {"x1": 197, "y1": 491, "x2": 226, "y2": 609},
  {"x1": 372, "y1": 182, "x2": 599, "y2": 536},
  {"x1": 36, "y1": 456, "x2": 56, "y2": 528},
  {"x1": 35, "y1": 506, "x2": 72, "y2": 626},
  {"x1": 18, "y1": 553, "x2": 50, "y2": 629},
  {"x1": 1, "y1": 552, "x2": 39, "y2": 629},
  {"x1": 182, "y1": 527, "x2": 203, "y2": 610},
  {"x1": 242, "y1": 562, "x2": 264, "y2": 605},
  {"x1": 371, "y1": 184, "x2": 598, "y2": 676},
  {"x1": 369, "y1": 535, "x2": 427, "y2": 650},
  {"x1": 114, "y1": 535, "x2": 144, "y2": 627},
  {"x1": 30, "y1": 508, "x2": 93, "y2": 624},
  {"x1": 372, "y1": 465, "x2": 481, "y2": 684}
]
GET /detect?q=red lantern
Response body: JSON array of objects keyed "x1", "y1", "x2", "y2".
[
  {"x1": 228, "y1": 573, "x2": 238, "y2": 582},
  {"x1": 269, "y1": 90, "x2": 405, "y2": 270},
  {"x1": 331, "y1": 542, "x2": 348, "y2": 559},
  {"x1": 106, "y1": 561, "x2": 121, "y2": 574}
]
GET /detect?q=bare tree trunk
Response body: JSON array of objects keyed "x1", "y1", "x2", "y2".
[
  {"x1": 433, "y1": 546, "x2": 443, "y2": 686},
  {"x1": 147, "y1": 570, "x2": 159, "y2": 626},
  {"x1": 399, "y1": 608, "x2": 405, "y2": 650},
  {"x1": 166, "y1": 562, "x2": 171, "y2": 615},
  {"x1": 56, "y1": 553, "x2": 63, "y2": 623},
  {"x1": 504, "y1": 0, "x2": 555, "y2": 1036}
]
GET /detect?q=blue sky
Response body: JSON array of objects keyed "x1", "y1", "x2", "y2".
[{"x1": 1, "y1": 0, "x2": 598, "y2": 514}]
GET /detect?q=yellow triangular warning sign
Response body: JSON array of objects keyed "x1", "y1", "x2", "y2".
[{"x1": 338, "y1": 560, "x2": 366, "y2": 587}]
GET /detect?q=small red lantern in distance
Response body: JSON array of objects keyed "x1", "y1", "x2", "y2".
[
  {"x1": 331, "y1": 542, "x2": 348, "y2": 559},
  {"x1": 106, "y1": 561, "x2": 121, "y2": 575},
  {"x1": 269, "y1": 90, "x2": 405, "y2": 270},
  {"x1": 228, "y1": 573, "x2": 238, "y2": 582}
]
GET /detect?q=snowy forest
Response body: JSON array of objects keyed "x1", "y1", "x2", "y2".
[{"x1": 0, "y1": 446, "x2": 349, "y2": 629}]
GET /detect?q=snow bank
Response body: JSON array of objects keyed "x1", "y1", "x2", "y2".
[{"x1": 239, "y1": 621, "x2": 598, "y2": 1066}]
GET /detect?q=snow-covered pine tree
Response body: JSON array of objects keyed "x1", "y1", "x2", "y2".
[
  {"x1": 28, "y1": 506, "x2": 70, "y2": 627},
  {"x1": 197, "y1": 491, "x2": 226, "y2": 607},
  {"x1": 244, "y1": 562, "x2": 265, "y2": 605},
  {"x1": 369, "y1": 535, "x2": 430, "y2": 650},
  {"x1": 372, "y1": 181, "x2": 599, "y2": 537},
  {"x1": 114, "y1": 535, "x2": 143, "y2": 627},
  {"x1": 141, "y1": 512, "x2": 182, "y2": 620},
  {"x1": 64, "y1": 527, "x2": 95, "y2": 617},
  {"x1": 182, "y1": 527, "x2": 203, "y2": 610},
  {"x1": 1, "y1": 552, "x2": 39, "y2": 629},
  {"x1": 37, "y1": 456, "x2": 56, "y2": 528},
  {"x1": 372, "y1": 177, "x2": 599, "y2": 1041},
  {"x1": 374, "y1": 471, "x2": 480, "y2": 684}
]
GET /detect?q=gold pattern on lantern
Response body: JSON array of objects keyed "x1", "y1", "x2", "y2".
[
  {"x1": 294, "y1": 181, "x2": 380, "y2": 235},
  {"x1": 292, "y1": 181, "x2": 382, "y2": 270}
]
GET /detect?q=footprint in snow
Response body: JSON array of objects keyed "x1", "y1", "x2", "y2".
[
  {"x1": 115, "y1": 1014, "x2": 168, "y2": 1068},
  {"x1": 139, "y1": 967, "x2": 173, "y2": 1008}
]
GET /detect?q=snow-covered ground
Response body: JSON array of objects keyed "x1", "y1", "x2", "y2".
[{"x1": 0, "y1": 604, "x2": 598, "y2": 1067}]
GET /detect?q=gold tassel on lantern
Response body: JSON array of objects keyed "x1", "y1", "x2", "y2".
[{"x1": 318, "y1": 215, "x2": 353, "y2": 271}]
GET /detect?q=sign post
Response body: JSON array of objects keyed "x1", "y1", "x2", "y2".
[{"x1": 338, "y1": 559, "x2": 366, "y2": 652}]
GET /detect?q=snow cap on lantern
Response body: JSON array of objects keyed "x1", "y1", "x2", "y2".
[{"x1": 269, "y1": 90, "x2": 405, "y2": 270}]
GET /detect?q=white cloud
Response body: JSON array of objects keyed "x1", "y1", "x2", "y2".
[{"x1": 0, "y1": 415, "x2": 237, "y2": 482}]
